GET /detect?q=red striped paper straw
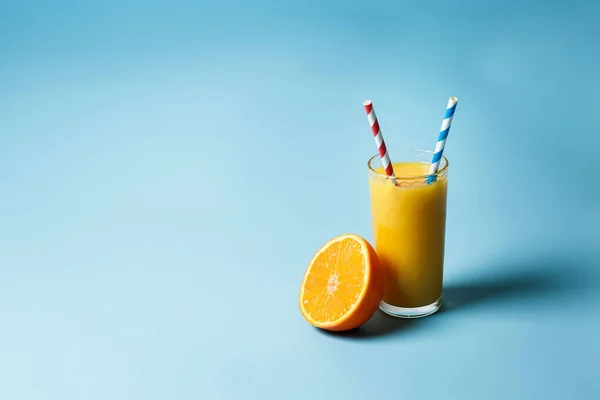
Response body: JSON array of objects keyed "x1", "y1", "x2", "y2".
[{"x1": 363, "y1": 100, "x2": 396, "y2": 184}]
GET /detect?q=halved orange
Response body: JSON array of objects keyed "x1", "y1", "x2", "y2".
[{"x1": 299, "y1": 234, "x2": 384, "y2": 331}]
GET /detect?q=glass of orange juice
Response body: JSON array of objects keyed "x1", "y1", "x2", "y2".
[{"x1": 367, "y1": 149, "x2": 449, "y2": 318}]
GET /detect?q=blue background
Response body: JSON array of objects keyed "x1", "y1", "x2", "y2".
[{"x1": 1, "y1": 1, "x2": 599, "y2": 398}]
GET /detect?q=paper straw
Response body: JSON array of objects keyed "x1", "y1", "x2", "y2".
[
  {"x1": 363, "y1": 100, "x2": 397, "y2": 185},
  {"x1": 427, "y1": 96, "x2": 458, "y2": 184}
]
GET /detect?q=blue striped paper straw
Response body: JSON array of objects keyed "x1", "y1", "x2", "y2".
[{"x1": 427, "y1": 96, "x2": 458, "y2": 184}]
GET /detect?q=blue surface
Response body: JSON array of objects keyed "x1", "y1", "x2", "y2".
[{"x1": 1, "y1": 1, "x2": 599, "y2": 399}]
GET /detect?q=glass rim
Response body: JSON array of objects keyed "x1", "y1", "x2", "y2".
[{"x1": 367, "y1": 148, "x2": 449, "y2": 180}]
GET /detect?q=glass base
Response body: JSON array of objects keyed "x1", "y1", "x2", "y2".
[{"x1": 379, "y1": 297, "x2": 442, "y2": 319}]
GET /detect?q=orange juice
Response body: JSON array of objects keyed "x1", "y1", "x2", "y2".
[{"x1": 368, "y1": 156, "x2": 448, "y2": 316}]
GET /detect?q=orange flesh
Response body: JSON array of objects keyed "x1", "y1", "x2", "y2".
[{"x1": 301, "y1": 237, "x2": 366, "y2": 323}]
